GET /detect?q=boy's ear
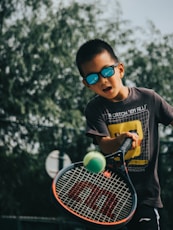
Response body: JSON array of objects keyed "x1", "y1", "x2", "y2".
[{"x1": 118, "y1": 63, "x2": 125, "y2": 78}]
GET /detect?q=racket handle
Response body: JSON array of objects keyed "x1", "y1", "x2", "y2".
[{"x1": 119, "y1": 130, "x2": 137, "y2": 154}]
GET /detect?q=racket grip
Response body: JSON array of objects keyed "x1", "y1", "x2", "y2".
[{"x1": 119, "y1": 130, "x2": 137, "y2": 154}]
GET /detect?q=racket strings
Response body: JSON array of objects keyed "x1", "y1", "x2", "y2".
[{"x1": 55, "y1": 166, "x2": 133, "y2": 223}]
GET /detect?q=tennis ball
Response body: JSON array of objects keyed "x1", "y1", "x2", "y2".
[{"x1": 83, "y1": 151, "x2": 106, "y2": 174}]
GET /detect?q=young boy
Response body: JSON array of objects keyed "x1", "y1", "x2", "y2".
[{"x1": 76, "y1": 39, "x2": 173, "y2": 230}]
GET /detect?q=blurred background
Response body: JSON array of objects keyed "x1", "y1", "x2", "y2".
[{"x1": 0, "y1": 0, "x2": 173, "y2": 229}]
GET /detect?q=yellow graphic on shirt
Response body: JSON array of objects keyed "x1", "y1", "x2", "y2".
[{"x1": 108, "y1": 120, "x2": 147, "y2": 165}]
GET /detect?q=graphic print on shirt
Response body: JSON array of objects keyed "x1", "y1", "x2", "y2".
[{"x1": 105, "y1": 104, "x2": 150, "y2": 172}]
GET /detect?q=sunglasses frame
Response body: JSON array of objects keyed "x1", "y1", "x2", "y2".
[{"x1": 84, "y1": 63, "x2": 119, "y2": 85}]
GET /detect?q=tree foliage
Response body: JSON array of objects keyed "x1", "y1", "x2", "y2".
[{"x1": 123, "y1": 22, "x2": 173, "y2": 105}]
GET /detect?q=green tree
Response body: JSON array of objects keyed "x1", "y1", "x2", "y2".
[{"x1": 123, "y1": 22, "x2": 173, "y2": 105}]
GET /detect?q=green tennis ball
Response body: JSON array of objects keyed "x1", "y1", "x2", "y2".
[{"x1": 83, "y1": 151, "x2": 106, "y2": 174}]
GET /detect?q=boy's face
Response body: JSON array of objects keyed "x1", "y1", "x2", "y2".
[{"x1": 81, "y1": 51, "x2": 127, "y2": 102}]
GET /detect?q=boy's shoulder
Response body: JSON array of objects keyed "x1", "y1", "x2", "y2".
[
  {"x1": 86, "y1": 95, "x2": 103, "y2": 107},
  {"x1": 131, "y1": 86, "x2": 155, "y2": 94},
  {"x1": 85, "y1": 95, "x2": 108, "y2": 114},
  {"x1": 130, "y1": 87, "x2": 156, "y2": 98}
]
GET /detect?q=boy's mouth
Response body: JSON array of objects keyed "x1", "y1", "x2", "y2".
[{"x1": 103, "y1": 86, "x2": 112, "y2": 92}]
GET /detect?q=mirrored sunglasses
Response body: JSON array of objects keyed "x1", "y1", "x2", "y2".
[{"x1": 84, "y1": 63, "x2": 119, "y2": 85}]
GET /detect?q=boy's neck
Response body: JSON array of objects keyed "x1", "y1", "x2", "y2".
[{"x1": 111, "y1": 86, "x2": 129, "y2": 102}]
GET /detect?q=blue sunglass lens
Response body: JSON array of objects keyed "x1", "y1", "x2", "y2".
[
  {"x1": 85, "y1": 66, "x2": 115, "y2": 85},
  {"x1": 101, "y1": 66, "x2": 114, "y2": 77},
  {"x1": 86, "y1": 74, "x2": 99, "y2": 85}
]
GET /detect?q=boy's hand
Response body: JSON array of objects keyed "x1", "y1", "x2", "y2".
[
  {"x1": 115, "y1": 131, "x2": 139, "y2": 150},
  {"x1": 96, "y1": 132, "x2": 140, "y2": 154}
]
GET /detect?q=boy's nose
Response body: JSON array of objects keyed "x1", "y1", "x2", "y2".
[{"x1": 98, "y1": 74, "x2": 108, "y2": 83}]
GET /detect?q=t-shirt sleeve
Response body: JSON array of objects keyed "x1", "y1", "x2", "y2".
[
  {"x1": 153, "y1": 91, "x2": 173, "y2": 125},
  {"x1": 85, "y1": 100, "x2": 110, "y2": 144}
]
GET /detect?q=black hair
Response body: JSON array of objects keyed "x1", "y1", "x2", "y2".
[{"x1": 76, "y1": 39, "x2": 119, "y2": 77}]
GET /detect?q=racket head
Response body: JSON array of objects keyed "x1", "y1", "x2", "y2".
[{"x1": 52, "y1": 161, "x2": 137, "y2": 229}]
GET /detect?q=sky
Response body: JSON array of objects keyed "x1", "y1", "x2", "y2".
[
  {"x1": 75, "y1": 0, "x2": 173, "y2": 35},
  {"x1": 120, "y1": 0, "x2": 173, "y2": 35}
]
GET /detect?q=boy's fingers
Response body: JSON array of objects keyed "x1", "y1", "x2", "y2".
[{"x1": 126, "y1": 132, "x2": 139, "y2": 149}]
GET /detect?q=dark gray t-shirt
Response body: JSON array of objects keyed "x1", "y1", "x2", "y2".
[{"x1": 85, "y1": 87, "x2": 173, "y2": 208}]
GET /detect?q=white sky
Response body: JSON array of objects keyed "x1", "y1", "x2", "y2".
[
  {"x1": 74, "y1": 0, "x2": 173, "y2": 35},
  {"x1": 120, "y1": 0, "x2": 173, "y2": 35}
]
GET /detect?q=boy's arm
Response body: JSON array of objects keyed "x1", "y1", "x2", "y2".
[{"x1": 95, "y1": 132, "x2": 139, "y2": 155}]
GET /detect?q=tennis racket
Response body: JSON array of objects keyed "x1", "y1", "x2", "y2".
[{"x1": 52, "y1": 133, "x2": 137, "y2": 229}]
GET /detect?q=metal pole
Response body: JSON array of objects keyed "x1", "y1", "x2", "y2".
[{"x1": 59, "y1": 128, "x2": 65, "y2": 170}]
